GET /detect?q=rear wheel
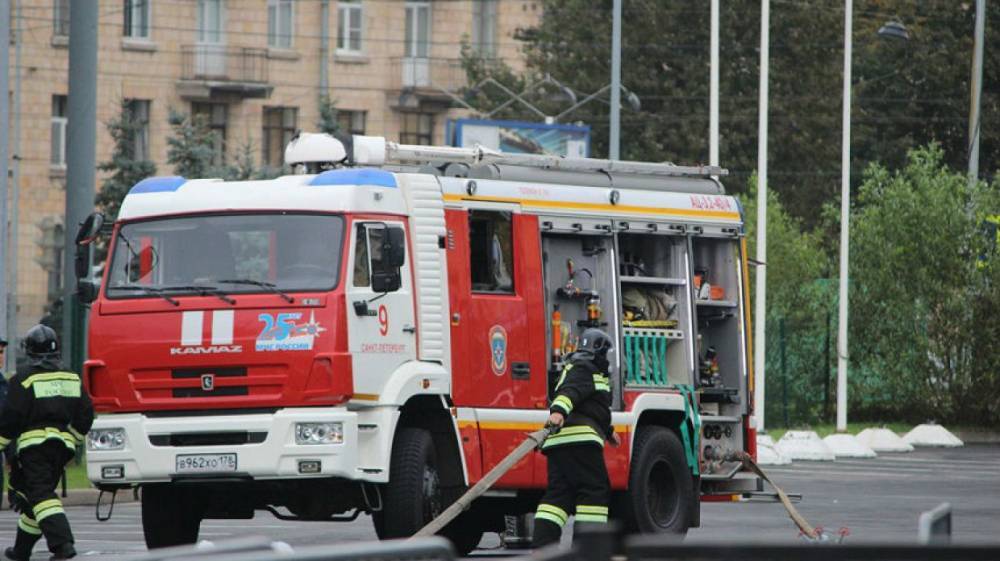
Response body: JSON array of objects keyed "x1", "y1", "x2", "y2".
[
  {"x1": 623, "y1": 426, "x2": 695, "y2": 535},
  {"x1": 379, "y1": 427, "x2": 482, "y2": 555},
  {"x1": 141, "y1": 484, "x2": 204, "y2": 549}
]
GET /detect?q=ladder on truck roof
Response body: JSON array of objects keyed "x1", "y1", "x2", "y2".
[{"x1": 351, "y1": 136, "x2": 728, "y2": 179}]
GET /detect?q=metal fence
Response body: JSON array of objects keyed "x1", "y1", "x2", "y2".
[
  {"x1": 121, "y1": 537, "x2": 454, "y2": 561},
  {"x1": 180, "y1": 45, "x2": 269, "y2": 83},
  {"x1": 116, "y1": 525, "x2": 999, "y2": 561}
]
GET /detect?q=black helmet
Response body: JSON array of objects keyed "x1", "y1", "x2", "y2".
[
  {"x1": 23, "y1": 324, "x2": 59, "y2": 358},
  {"x1": 578, "y1": 328, "x2": 613, "y2": 358}
]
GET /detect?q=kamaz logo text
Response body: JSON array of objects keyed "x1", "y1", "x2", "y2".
[{"x1": 169, "y1": 345, "x2": 242, "y2": 355}]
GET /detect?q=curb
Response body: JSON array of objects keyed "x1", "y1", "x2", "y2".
[{"x1": 954, "y1": 430, "x2": 1000, "y2": 444}]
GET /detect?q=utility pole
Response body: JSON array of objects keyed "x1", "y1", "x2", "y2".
[
  {"x1": 0, "y1": 0, "x2": 10, "y2": 369},
  {"x1": 753, "y1": 0, "x2": 770, "y2": 432},
  {"x1": 710, "y1": 0, "x2": 720, "y2": 167},
  {"x1": 62, "y1": 0, "x2": 99, "y2": 370},
  {"x1": 836, "y1": 0, "x2": 853, "y2": 433},
  {"x1": 8, "y1": 0, "x2": 22, "y2": 355},
  {"x1": 609, "y1": 0, "x2": 622, "y2": 160},
  {"x1": 967, "y1": 0, "x2": 985, "y2": 185},
  {"x1": 319, "y1": 0, "x2": 329, "y2": 94}
]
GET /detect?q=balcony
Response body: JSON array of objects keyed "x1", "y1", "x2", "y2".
[
  {"x1": 389, "y1": 57, "x2": 469, "y2": 109},
  {"x1": 177, "y1": 45, "x2": 273, "y2": 100}
]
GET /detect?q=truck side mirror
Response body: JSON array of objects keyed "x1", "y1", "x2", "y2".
[
  {"x1": 75, "y1": 212, "x2": 105, "y2": 246},
  {"x1": 383, "y1": 227, "x2": 406, "y2": 269},
  {"x1": 74, "y1": 249, "x2": 91, "y2": 279},
  {"x1": 372, "y1": 271, "x2": 401, "y2": 293},
  {"x1": 370, "y1": 226, "x2": 404, "y2": 293},
  {"x1": 77, "y1": 279, "x2": 98, "y2": 304}
]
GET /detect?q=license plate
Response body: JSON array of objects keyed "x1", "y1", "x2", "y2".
[{"x1": 175, "y1": 453, "x2": 237, "y2": 474}]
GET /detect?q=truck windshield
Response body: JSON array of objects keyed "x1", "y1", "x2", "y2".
[{"x1": 105, "y1": 213, "x2": 344, "y2": 299}]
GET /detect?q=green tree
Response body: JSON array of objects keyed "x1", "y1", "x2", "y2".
[
  {"x1": 849, "y1": 144, "x2": 1000, "y2": 425},
  {"x1": 96, "y1": 99, "x2": 156, "y2": 220},
  {"x1": 166, "y1": 109, "x2": 216, "y2": 179},
  {"x1": 228, "y1": 140, "x2": 262, "y2": 180},
  {"x1": 462, "y1": 1, "x2": 1000, "y2": 227},
  {"x1": 317, "y1": 95, "x2": 340, "y2": 136},
  {"x1": 741, "y1": 178, "x2": 835, "y2": 425}
]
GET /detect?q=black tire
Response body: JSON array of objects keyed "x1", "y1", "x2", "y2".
[
  {"x1": 141, "y1": 484, "x2": 203, "y2": 549},
  {"x1": 623, "y1": 426, "x2": 695, "y2": 535},
  {"x1": 379, "y1": 427, "x2": 482, "y2": 555}
]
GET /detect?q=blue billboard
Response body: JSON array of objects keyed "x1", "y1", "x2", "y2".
[{"x1": 448, "y1": 119, "x2": 591, "y2": 158}]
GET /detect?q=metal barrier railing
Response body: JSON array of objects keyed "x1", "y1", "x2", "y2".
[{"x1": 125, "y1": 537, "x2": 455, "y2": 561}]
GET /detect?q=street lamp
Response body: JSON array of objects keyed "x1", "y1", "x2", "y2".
[{"x1": 877, "y1": 20, "x2": 910, "y2": 41}]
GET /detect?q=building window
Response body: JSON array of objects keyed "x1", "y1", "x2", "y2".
[
  {"x1": 337, "y1": 110, "x2": 366, "y2": 136},
  {"x1": 353, "y1": 223, "x2": 387, "y2": 288},
  {"x1": 472, "y1": 0, "x2": 497, "y2": 57},
  {"x1": 192, "y1": 102, "x2": 228, "y2": 166},
  {"x1": 37, "y1": 218, "x2": 64, "y2": 301},
  {"x1": 123, "y1": 0, "x2": 151, "y2": 39},
  {"x1": 50, "y1": 95, "x2": 68, "y2": 167},
  {"x1": 262, "y1": 106, "x2": 298, "y2": 168},
  {"x1": 469, "y1": 210, "x2": 514, "y2": 293},
  {"x1": 404, "y1": 1, "x2": 430, "y2": 59},
  {"x1": 53, "y1": 0, "x2": 70, "y2": 37},
  {"x1": 125, "y1": 99, "x2": 151, "y2": 161},
  {"x1": 336, "y1": 0, "x2": 363, "y2": 54},
  {"x1": 268, "y1": 0, "x2": 294, "y2": 49},
  {"x1": 400, "y1": 112, "x2": 433, "y2": 145},
  {"x1": 197, "y1": 0, "x2": 224, "y2": 44}
]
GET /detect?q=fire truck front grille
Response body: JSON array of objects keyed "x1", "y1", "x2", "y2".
[
  {"x1": 169, "y1": 366, "x2": 248, "y2": 398},
  {"x1": 149, "y1": 431, "x2": 268, "y2": 447}
]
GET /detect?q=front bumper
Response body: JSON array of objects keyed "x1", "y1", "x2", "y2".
[{"x1": 87, "y1": 408, "x2": 359, "y2": 485}]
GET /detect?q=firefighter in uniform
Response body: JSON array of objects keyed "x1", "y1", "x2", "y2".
[
  {"x1": 1, "y1": 325, "x2": 94, "y2": 561},
  {"x1": 532, "y1": 328, "x2": 619, "y2": 548}
]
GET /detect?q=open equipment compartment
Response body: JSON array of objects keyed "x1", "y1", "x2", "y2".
[
  {"x1": 690, "y1": 226, "x2": 749, "y2": 419},
  {"x1": 615, "y1": 223, "x2": 695, "y2": 390},
  {"x1": 540, "y1": 217, "x2": 618, "y2": 404}
]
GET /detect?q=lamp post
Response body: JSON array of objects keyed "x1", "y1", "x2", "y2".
[
  {"x1": 610, "y1": 0, "x2": 622, "y2": 159},
  {"x1": 754, "y1": 0, "x2": 770, "y2": 432},
  {"x1": 710, "y1": 0, "x2": 720, "y2": 167},
  {"x1": 836, "y1": 0, "x2": 852, "y2": 433},
  {"x1": 968, "y1": 0, "x2": 985, "y2": 185}
]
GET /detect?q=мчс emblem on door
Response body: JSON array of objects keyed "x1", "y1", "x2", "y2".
[
  {"x1": 201, "y1": 373, "x2": 215, "y2": 391},
  {"x1": 489, "y1": 325, "x2": 508, "y2": 376}
]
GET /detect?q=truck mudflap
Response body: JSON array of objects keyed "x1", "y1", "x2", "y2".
[{"x1": 87, "y1": 408, "x2": 361, "y2": 485}]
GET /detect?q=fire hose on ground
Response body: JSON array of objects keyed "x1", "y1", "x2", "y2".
[{"x1": 413, "y1": 428, "x2": 827, "y2": 542}]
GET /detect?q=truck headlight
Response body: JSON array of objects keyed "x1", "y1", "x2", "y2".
[
  {"x1": 87, "y1": 428, "x2": 126, "y2": 451},
  {"x1": 295, "y1": 422, "x2": 343, "y2": 445}
]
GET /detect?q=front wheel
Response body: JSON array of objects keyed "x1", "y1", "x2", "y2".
[
  {"x1": 378, "y1": 427, "x2": 482, "y2": 555},
  {"x1": 623, "y1": 426, "x2": 695, "y2": 535},
  {"x1": 141, "y1": 484, "x2": 204, "y2": 549}
]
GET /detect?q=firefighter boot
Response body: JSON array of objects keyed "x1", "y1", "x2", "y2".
[
  {"x1": 6, "y1": 518, "x2": 43, "y2": 561},
  {"x1": 47, "y1": 543, "x2": 75, "y2": 561}
]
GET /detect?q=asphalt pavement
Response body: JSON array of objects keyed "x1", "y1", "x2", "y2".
[{"x1": 0, "y1": 444, "x2": 996, "y2": 559}]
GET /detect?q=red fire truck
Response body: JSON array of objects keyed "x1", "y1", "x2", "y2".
[{"x1": 79, "y1": 135, "x2": 759, "y2": 552}]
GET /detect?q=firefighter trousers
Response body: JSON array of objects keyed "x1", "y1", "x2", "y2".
[
  {"x1": 9, "y1": 440, "x2": 76, "y2": 558},
  {"x1": 532, "y1": 444, "x2": 610, "y2": 548}
]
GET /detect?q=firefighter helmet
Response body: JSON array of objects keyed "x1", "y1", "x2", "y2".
[
  {"x1": 23, "y1": 324, "x2": 59, "y2": 358},
  {"x1": 578, "y1": 328, "x2": 613, "y2": 358}
]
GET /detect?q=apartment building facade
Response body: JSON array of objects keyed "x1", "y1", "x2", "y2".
[{"x1": 6, "y1": 0, "x2": 540, "y2": 336}]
